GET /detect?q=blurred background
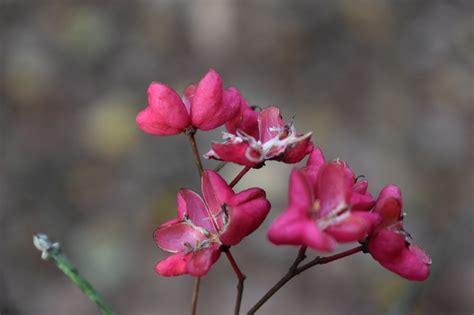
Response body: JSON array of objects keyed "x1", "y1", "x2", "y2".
[{"x1": 1, "y1": 1, "x2": 473, "y2": 314}]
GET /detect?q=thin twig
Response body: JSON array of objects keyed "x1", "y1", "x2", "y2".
[
  {"x1": 33, "y1": 234, "x2": 115, "y2": 315},
  {"x1": 223, "y1": 248, "x2": 246, "y2": 315},
  {"x1": 213, "y1": 161, "x2": 227, "y2": 172},
  {"x1": 191, "y1": 277, "x2": 201, "y2": 315},
  {"x1": 186, "y1": 129, "x2": 204, "y2": 176},
  {"x1": 229, "y1": 166, "x2": 252, "y2": 188},
  {"x1": 247, "y1": 245, "x2": 363, "y2": 314}
]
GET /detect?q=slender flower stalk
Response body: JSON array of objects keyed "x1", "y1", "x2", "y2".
[
  {"x1": 222, "y1": 247, "x2": 246, "y2": 315},
  {"x1": 186, "y1": 129, "x2": 204, "y2": 176},
  {"x1": 230, "y1": 166, "x2": 252, "y2": 188},
  {"x1": 191, "y1": 277, "x2": 201, "y2": 315},
  {"x1": 247, "y1": 245, "x2": 364, "y2": 314},
  {"x1": 33, "y1": 234, "x2": 115, "y2": 315}
]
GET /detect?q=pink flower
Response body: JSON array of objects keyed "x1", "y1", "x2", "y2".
[
  {"x1": 154, "y1": 170, "x2": 271, "y2": 277},
  {"x1": 367, "y1": 185, "x2": 431, "y2": 281},
  {"x1": 205, "y1": 106, "x2": 313, "y2": 167},
  {"x1": 267, "y1": 149, "x2": 378, "y2": 252},
  {"x1": 136, "y1": 69, "x2": 240, "y2": 135}
]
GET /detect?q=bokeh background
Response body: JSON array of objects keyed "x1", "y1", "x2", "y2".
[{"x1": 1, "y1": 1, "x2": 473, "y2": 314}]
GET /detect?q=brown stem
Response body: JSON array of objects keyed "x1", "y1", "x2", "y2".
[
  {"x1": 229, "y1": 166, "x2": 252, "y2": 188},
  {"x1": 191, "y1": 277, "x2": 200, "y2": 315},
  {"x1": 247, "y1": 245, "x2": 363, "y2": 315},
  {"x1": 223, "y1": 249, "x2": 246, "y2": 315},
  {"x1": 186, "y1": 130, "x2": 204, "y2": 176}
]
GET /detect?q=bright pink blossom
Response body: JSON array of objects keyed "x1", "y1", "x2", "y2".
[
  {"x1": 154, "y1": 170, "x2": 270, "y2": 277},
  {"x1": 205, "y1": 106, "x2": 313, "y2": 167},
  {"x1": 268, "y1": 149, "x2": 378, "y2": 252},
  {"x1": 136, "y1": 69, "x2": 240, "y2": 135},
  {"x1": 367, "y1": 185, "x2": 431, "y2": 281}
]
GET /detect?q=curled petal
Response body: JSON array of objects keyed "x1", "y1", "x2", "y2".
[
  {"x1": 288, "y1": 168, "x2": 313, "y2": 212},
  {"x1": 201, "y1": 170, "x2": 234, "y2": 219},
  {"x1": 258, "y1": 107, "x2": 285, "y2": 143},
  {"x1": 351, "y1": 190, "x2": 376, "y2": 211},
  {"x1": 268, "y1": 210, "x2": 336, "y2": 252},
  {"x1": 155, "y1": 252, "x2": 191, "y2": 277},
  {"x1": 219, "y1": 188, "x2": 271, "y2": 246},
  {"x1": 154, "y1": 221, "x2": 207, "y2": 253},
  {"x1": 317, "y1": 162, "x2": 352, "y2": 217},
  {"x1": 190, "y1": 69, "x2": 223, "y2": 128},
  {"x1": 279, "y1": 133, "x2": 314, "y2": 164},
  {"x1": 304, "y1": 147, "x2": 326, "y2": 191},
  {"x1": 137, "y1": 82, "x2": 191, "y2": 136},
  {"x1": 375, "y1": 185, "x2": 403, "y2": 227},
  {"x1": 325, "y1": 213, "x2": 373, "y2": 242},
  {"x1": 136, "y1": 106, "x2": 184, "y2": 136},
  {"x1": 178, "y1": 189, "x2": 215, "y2": 232},
  {"x1": 226, "y1": 97, "x2": 259, "y2": 139},
  {"x1": 368, "y1": 228, "x2": 406, "y2": 262},
  {"x1": 205, "y1": 138, "x2": 263, "y2": 167},
  {"x1": 186, "y1": 244, "x2": 221, "y2": 277}
]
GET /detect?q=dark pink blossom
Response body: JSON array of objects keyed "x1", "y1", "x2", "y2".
[
  {"x1": 367, "y1": 185, "x2": 431, "y2": 281},
  {"x1": 136, "y1": 69, "x2": 240, "y2": 135},
  {"x1": 267, "y1": 150, "x2": 378, "y2": 252},
  {"x1": 205, "y1": 106, "x2": 313, "y2": 167},
  {"x1": 154, "y1": 170, "x2": 270, "y2": 277}
]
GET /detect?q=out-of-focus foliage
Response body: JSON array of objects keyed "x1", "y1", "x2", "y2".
[{"x1": 1, "y1": 1, "x2": 472, "y2": 314}]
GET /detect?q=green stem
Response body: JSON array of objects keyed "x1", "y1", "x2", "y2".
[{"x1": 33, "y1": 234, "x2": 115, "y2": 315}]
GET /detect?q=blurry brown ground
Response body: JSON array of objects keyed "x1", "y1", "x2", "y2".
[{"x1": 1, "y1": 1, "x2": 473, "y2": 314}]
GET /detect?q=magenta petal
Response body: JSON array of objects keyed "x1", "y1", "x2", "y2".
[
  {"x1": 368, "y1": 228, "x2": 405, "y2": 262},
  {"x1": 201, "y1": 170, "x2": 234, "y2": 219},
  {"x1": 226, "y1": 97, "x2": 259, "y2": 139},
  {"x1": 375, "y1": 185, "x2": 403, "y2": 227},
  {"x1": 206, "y1": 141, "x2": 261, "y2": 167},
  {"x1": 219, "y1": 188, "x2": 271, "y2": 246},
  {"x1": 304, "y1": 147, "x2": 326, "y2": 191},
  {"x1": 155, "y1": 252, "x2": 191, "y2": 277},
  {"x1": 190, "y1": 69, "x2": 223, "y2": 129},
  {"x1": 154, "y1": 221, "x2": 207, "y2": 253},
  {"x1": 267, "y1": 210, "x2": 336, "y2": 252},
  {"x1": 325, "y1": 213, "x2": 372, "y2": 242},
  {"x1": 352, "y1": 180, "x2": 368, "y2": 194},
  {"x1": 136, "y1": 106, "x2": 184, "y2": 136},
  {"x1": 288, "y1": 169, "x2": 313, "y2": 212},
  {"x1": 147, "y1": 82, "x2": 190, "y2": 128},
  {"x1": 317, "y1": 162, "x2": 352, "y2": 217},
  {"x1": 351, "y1": 190, "x2": 376, "y2": 211},
  {"x1": 177, "y1": 189, "x2": 214, "y2": 232},
  {"x1": 280, "y1": 135, "x2": 314, "y2": 164},
  {"x1": 258, "y1": 107, "x2": 285, "y2": 143},
  {"x1": 186, "y1": 244, "x2": 221, "y2": 277}
]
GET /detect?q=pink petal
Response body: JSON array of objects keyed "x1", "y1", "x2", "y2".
[
  {"x1": 178, "y1": 189, "x2": 215, "y2": 232},
  {"x1": 226, "y1": 97, "x2": 259, "y2": 139},
  {"x1": 191, "y1": 70, "x2": 240, "y2": 130},
  {"x1": 258, "y1": 107, "x2": 285, "y2": 143},
  {"x1": 155, "y1": 252, "x2": 191, "y2": 277},
  {"x1": 288, "y1": 168, "x2": 313, "y2": 212},
  {"x1": 219, "y1": 188, "x2": 271, "y2": 246},
  {"x1": 351, "y1": 190, "x2": 376, "y2": 211},
  {"x1": 201, "y1": 170, "x2": 234, "y2": 221},
  {"x1": 304, "y1": 147, "x2": 326, "y2": 192},
  {"x1": 136, "y1": 106, "x2": 184, "y2": 136},
  {"x1": 325, "y1": 213, "x2": 372, "y2": 242},
  {"x1": 183, "y1": 84, "x2": 196, "y2": 113},
  {"x1": 205, "y1": 140, "x2": 262, "y2": 167},
  {"x1": 374, "y1": 185, "x2": 403, "y2": 227},
  {"x1": 372, "y1": 242, "x2": 431, "y2": 281},
  {"x1": 267, "y1": 210, "x2": 336, "y2": 252},
  {"x1": 186, "y1": 244, "x2": 221, "y2": 277},
  {"x1": 317, "y1": 162, "x2": 352, "y2": 217},
  {"x1": 137, "y1": 82, "x2": 190, "y2": 135},
  {"x1": 279, "y1": 134, "x2": 314, "y2": 164},
  {"x1": 154, "y1": 221, "x2": 207, "y2": 253},
  {"x1": 368, "y1": 228, "x2": 405, "y2": 262},
  {"x1": 352, "y1": 180, "x2": 368, "y2": 194}
]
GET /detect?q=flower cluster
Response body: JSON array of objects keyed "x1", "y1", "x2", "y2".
[{"x1": 137, "y1": 69, "x2": 431, "y2": 283}]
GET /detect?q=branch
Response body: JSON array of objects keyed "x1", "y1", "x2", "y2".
[
  {"x1": 186, "y1": 128, "x2": 204, "y2": 176},
  {"x1": 222, "y1": 247, "x2": 246, "y2": 315},
  {"x1": 191, "y1": 277, "x2": 201, "y2": 315},
  {"x1": 247, "y1": 245, "x2": 363, "y2": 314},
  {"x1": 33, "y1": 234, "x2": 115, "y2": 315},
  {"x1": 229, "y1": 166, "x2": 252, "y2": 188}
]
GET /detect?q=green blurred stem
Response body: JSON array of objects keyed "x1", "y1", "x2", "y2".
[{"x1": 33, "y1": 234, "x2": 115, "y2": 315}]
